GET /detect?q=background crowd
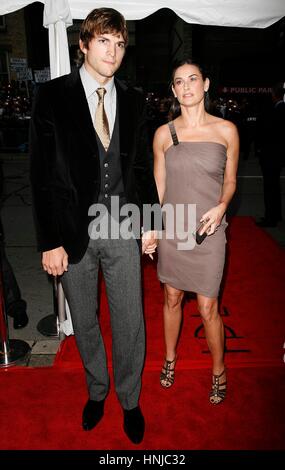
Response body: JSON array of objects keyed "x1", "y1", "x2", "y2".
[{"x1": 0, "y1": 79, "x2": 275, "y2": 161}]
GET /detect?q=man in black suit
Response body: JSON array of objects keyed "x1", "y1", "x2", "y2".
[
  {"x1": 256, "y1": 81, "x2": 285, "y2": 227},
  {"x1": 30, "y1": 8, "x2": 160, "y2": 444}
]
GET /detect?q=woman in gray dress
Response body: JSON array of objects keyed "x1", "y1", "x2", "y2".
[{"x1": 153, "y1": 59, "x2": 239, "y2": 404}]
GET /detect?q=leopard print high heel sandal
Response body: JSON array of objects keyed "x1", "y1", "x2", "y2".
[
  {"x1": 209, "y1": 369, "x2": 227, "y2": 404},
  {"x1": 160, "y1": 357, "x2": 176, "y2": 388}
]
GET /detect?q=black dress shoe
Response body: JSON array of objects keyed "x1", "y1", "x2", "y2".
[
  {"x1": 13, "y1": 311, "x2": 29, "y2": 329},
  {"x1": 123, "y1": 406, "x2": 145, "y2": 444},
  {"x1": 82, "y1": 399, "x2": 105, "y2": 431}
]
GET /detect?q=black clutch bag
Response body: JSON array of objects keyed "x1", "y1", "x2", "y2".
[{"x1": 195, "y1": 221, "x2": 208, "y2": 245}]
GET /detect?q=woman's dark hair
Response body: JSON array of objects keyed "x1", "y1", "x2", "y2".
[
  {"x1": 168, "y1": 58, "x2": 210, "y2": 120},
  {"x1": 77, "y1": 8, "x2": 128, "y2": 66}
]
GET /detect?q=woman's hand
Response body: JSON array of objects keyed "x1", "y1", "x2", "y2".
[
  {"x1": 142, "y1": 230, "x2": 157, "y2": 259},
  {"x1": 200, "y1": 203, "x2": 227, "y2": 236}
]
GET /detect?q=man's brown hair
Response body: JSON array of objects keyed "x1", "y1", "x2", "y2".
[{"x1": 77, "y1": 7, "x2": 128, "y2": 65}]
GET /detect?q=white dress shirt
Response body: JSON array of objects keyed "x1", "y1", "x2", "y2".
[{"x1": 79, "y1": 64, "x2": 117, "y2": 137}]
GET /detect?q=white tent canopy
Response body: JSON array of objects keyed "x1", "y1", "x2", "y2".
[
  {"x1": 1, "y1": 0, "x2": 285, "y2": 78},
  {"x1": 1, "y1": 0, "x2": 285, "y2": 28}
]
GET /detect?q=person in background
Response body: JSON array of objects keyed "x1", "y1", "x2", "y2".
[
  {"x1": 0, "y1": 162, "x2": 28, "y2": 329},
  {"x1": 256, "y1": 81, "x2": 285, "y2": 227}
]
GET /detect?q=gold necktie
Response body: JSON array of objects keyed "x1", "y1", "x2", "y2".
[{"x1": 94, "y1": 87, "x2": 110, "y2": 151}]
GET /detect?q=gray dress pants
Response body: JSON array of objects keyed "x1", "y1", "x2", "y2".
[{"x1": 61, "y1": 236, "x2": 145, "y2": 410}]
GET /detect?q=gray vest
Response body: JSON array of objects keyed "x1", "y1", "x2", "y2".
[{"x1": 95, "y1": 109, "x2": 126, "y2": 212}]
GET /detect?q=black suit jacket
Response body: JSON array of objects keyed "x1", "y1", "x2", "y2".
[
  {"x1": 258, "y1": 100, "x2": 285, "y2": 167},
  {"x1": 30, "y1": 69, "x2": 160, "y2": 263}
]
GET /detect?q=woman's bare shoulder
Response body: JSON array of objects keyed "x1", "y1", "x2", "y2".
[
  {"x1": 155, "y1": 123, "x2": 170, "y2": 137},
  {"x1": 153, "y1": 123, "x2": 171, "y2": 144},
  {"x1": 212, "y1": 116, "x2": 237, "y2": 131},
  {"x1": 209, "y1": 115, "x2": 238, "y2": 138}
]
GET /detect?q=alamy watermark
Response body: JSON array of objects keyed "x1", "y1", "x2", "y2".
[{"x1": 88, "y1": 196, "x2": 197, "y2": 250}]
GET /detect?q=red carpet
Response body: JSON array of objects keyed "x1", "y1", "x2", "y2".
[
  {"x1": 1, "y1": 216, "x2": 285, "y2": 450},
  {"x1": 1, "y1": 366, "x2": 284, "y2": 450},
  {"x1": 54, "y1": 217, "x2": 285, "y2": 370}
]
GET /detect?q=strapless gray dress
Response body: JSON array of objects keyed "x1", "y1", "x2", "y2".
[{"x1": 157, "y1": 122, "x2": 228, "y2": 298}]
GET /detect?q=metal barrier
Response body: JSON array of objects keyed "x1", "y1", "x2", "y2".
[{"x1": 37, "y1": 277, "x2": 66, "y2": 341}]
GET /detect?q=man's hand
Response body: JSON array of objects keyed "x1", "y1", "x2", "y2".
[
  {"x1": 142, "y1": 230, "x2": 157, "y2": 259},
  {"x1": 42, "y1": 247, "x2": 68, "y2": 276}
]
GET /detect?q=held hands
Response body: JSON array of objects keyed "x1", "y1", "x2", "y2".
[
  {"x1": 200, "y1": 203, "x2": 227, "y2": 236},
  {"x1": 42, "y1": 246, "x2": 68, "y2": 276},
  {"x1": 142, "y1": 230, "x2": 158, "y2": 260}
]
